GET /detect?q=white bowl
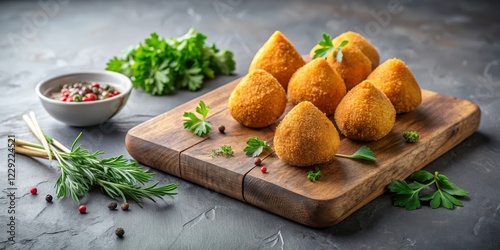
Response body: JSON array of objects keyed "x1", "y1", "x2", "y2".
[{"x1": 36, "y1": 71, "x2": 132, "y2": 126}]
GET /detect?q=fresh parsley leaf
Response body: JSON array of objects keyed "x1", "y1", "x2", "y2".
[
  {"x1": 181, "y1": 67, "x2": 204, "y2": 91},
  {"x1": 388, "y1": 170, "x2": 468, "y2": 210},
  {"x1": 403, "y1": 131, "x2": 420, "y2": 143},
  {"x1": 338, "y1": 40, "x2": 349, "y2": 47},
  {"x1": 307, "y1": 167, "x2": 322, "y2": 181},
  {"x1": 106, "y1": 57, "x2": 126, "y2": 72},
  {"x1": 388, "y1": 180, "x2": 424, "y2": 210},
  {"x1": 335, "y1": 146, "x2": 376, "y2": 162},
  {"x1": 319, "y1": 33, "x2": 333, "y2": 47},
  {"x1": 311, "y1": 32, "x2": 348, "y2": 62},
  {"x1": 106, "y1": 28, "x2": 236, "y2": 95},
  {"x1": 210, "y1": 144, "x2": 234, "y2": 158},
  {"x1": 388, "y1": 180, "x2": 415, "y2": 195},
  {"x1": 205, "y1": 44, "x2": 236, "y2": 76},
  {"x1": 183, "y1": 101, "x2": 212, "y2": 137},
  {"x1": 409, "y1": 169, "x2": 434, "y2": 183},
  {"x1": 435, "y1": 173, "x2": 468, "y2": 196},
  {"x1": 312, "y1": 47, "x2": 331, "y2": 59},
  {"x1": 243, "y1": 136, "x2": 272, "y2": 157}
]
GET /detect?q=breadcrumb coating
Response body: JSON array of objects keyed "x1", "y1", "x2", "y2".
[
  {"x1": 327, "y1": 44, "x2": 372, "y2": 91},
  {"x1": 274, "y1": 101, "x2": 340, "y2": 167},
  {"x1": 249, "y1": 31, "x2": 305, "y2": 90},
  {"x1": 367, "y1": 58, "x2": 422, "y2": 113},
  {"x1": 288, "y1": 58, "x2": 346, "y2": 116},
  {"x1": 334, "y1": 80, "x2": 396, "y2": 141},
  {"x1": 228, "y1": 69, "x2": 287, "y2": 128}
]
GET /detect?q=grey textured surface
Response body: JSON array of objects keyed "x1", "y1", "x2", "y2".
[{"x1": 1, "y1": 0, "x2": 499, "y2": 249}]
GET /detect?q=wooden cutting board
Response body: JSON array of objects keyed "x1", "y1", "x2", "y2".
[{"x1": 125, "y1": 77, "x2": 480, "y2": 228}]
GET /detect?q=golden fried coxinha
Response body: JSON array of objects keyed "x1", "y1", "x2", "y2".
[
  {"x1": 288, "y1": 58, "x2": 346, "y2": 116},
  {"x1": 274, "y1": 101, "x2": 340, "y2": 167},
  {"x1": 367, "y1": 58, "x2": 422, "y2": 113},
  {"x1": 327, "y1": 44, "x2": 372, "y2": 91},
  {"x1": 335, "y1": 80, "x2": 396, "y2": 141},
  {"x1": 249, "y1": 31, "x2": 305, "y2": 90},
  {"x1": 228, "y1": 69, "x2": 287, "y2": 128}
]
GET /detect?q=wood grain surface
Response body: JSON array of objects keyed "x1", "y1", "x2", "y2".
[{"x1": 125, "y1": 78, "x2": 480, "y2": 228}]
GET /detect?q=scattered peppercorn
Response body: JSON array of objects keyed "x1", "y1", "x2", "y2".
[
  {"x1": 30, "y1": 187, "x2": 37, "y2": 195},
  {"x1": 261, "y1": 166, "x2": 267, "y2": 173},
  {"x1": 253, "y1": 157, "x2": 262, "y2": 166},
  {"x1": 79, "y1": 205, "x2": 87, "y2": 214},
  {"x1": 45, "y1": 194, "x2": 53, "y2": 202},
  {"x1": 218, "y1": 125, "x2": 226, "y2": 133},
  {"x1": 115, "y1": 227, "x2": 125, "y2": 238},
  {"x1": 121, "y1": 202, "x2": 129, "y2": 211},
  {"x1": 108, "y1": 201, "x2": 118, "y2": 210}
]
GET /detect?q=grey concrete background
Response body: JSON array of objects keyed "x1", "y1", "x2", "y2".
[{"x1": 1, "y1": 0, "x2": 499, "y2": 249}]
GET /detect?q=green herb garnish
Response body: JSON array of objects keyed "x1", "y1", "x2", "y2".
[
  {"x1": 183, "y1": 101, "x2": 212, "y2": 137},
  {"x1": 243, "y1": 136, "x2": 272, "y2": 157},
  {"x1": 210, "y1": 145, "x2": 234, "y2": 158},
  {"x1": 312, "y1": 32, "x2": 348, "y2": 62},
  {"x1": 17, "y1": 113, "x2": 177, "y2": 207},
  {"x1": 387, "y1": 170, "x2": 468, "y2": 210},
  {"x1": 307, "y1": 167, "x2": 322, "y2": 181},
  {"x1": 336, "y1": 146, "x2": 376, "y2": 162},
  {"x1": 403, "y1": 131, "x2": 420, "y2": 143},
  {"x1": 57, "y1": 134, "x2": 177, "y2": 207},
  {"x1": 106, "y1": 28, "x2": 235, "y2": 95}
]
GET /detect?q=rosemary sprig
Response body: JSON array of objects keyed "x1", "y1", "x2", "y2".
[
  {"x1": 18, "y1": 112, "x2": 177, "y2": 207},
  {"x1": 98, "y1": 179, "x2": 178, "y2": 206}
]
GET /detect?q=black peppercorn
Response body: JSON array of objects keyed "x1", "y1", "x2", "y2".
[
  {"x1": 121, "y1": 202, "x2": 129, "y2": 211},
  {"x1": 108, "y1": 201, "x2": 118, "y2": 210},
  {"x1": 218, "y1": 125, "x2": 225, "y2": 133},
  {"x1": 115, "y1": 227, "x2": 125, "y2": 238},
  {"x1": 45, "y1": 194, "x2": 53, "y2": 202}
]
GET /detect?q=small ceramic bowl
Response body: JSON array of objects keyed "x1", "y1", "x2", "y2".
[{"x1": 36, "y1": 71, "x2": 133, "y2": 126}]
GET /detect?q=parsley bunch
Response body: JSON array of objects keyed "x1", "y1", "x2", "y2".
[
  {"x1": 106, "y1": 28, "x2": 235, "y2": 95},
  {"x1": 388, "y1": 170, "x2": 468, "y2": 210}
]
